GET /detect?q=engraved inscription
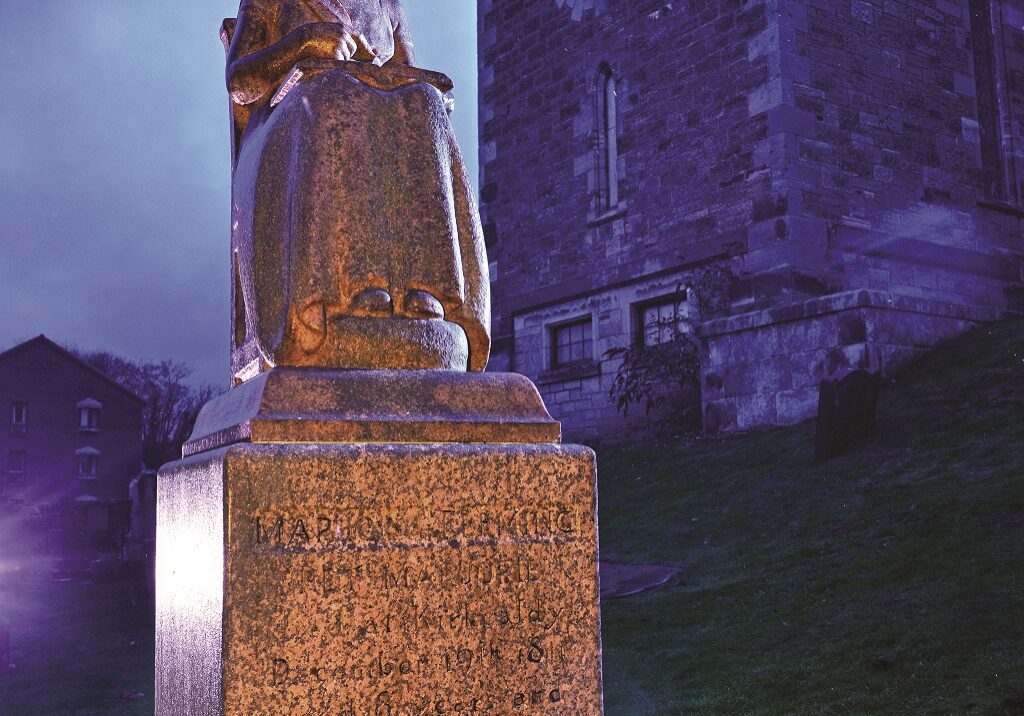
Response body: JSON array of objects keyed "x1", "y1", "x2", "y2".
[
  {"x1": 226, "y1": 450, "x2": 601, "y2": 715},
  {"x1": 294, "y1": 553, "x2": 542, "y2": 598},
  {"x1": 252, "y1": 503, "x2": 584, "y2": 552}
]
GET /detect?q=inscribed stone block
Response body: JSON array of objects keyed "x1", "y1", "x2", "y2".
[{"x1": 157, "y1": 443, "x2": 603, "y2": 715}]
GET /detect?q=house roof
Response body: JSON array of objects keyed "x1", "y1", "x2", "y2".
[{"x1": 0, "y1": 335, "x2": 146, "y2": 405}]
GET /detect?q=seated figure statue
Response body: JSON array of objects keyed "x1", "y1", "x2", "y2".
[{"x1": 223, "y1": 0, "x2": 489, "y2": 381}]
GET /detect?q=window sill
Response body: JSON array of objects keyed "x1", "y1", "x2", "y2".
[
  {"x1": 538, "y1": 362, "x2": 601, "y2": 385},
  {"x1": 10, "y1": 425, "x2": 26, "y2": 437},
  {"x1": 587, "y1": 206, "x2": 627, "y2": 228},
  {"x1": 977, "y1": 199, "x2": 1024, "y2": 218},
  {"x1": 78, "y1": 427, "x2": 100, "y2": 434},
  {"x1": 76, "y1": 475, "x2": 98, "y2": 481}
]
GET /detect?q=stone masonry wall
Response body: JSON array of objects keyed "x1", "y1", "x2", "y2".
[
  {"x1": 705, "y1": 0, "x2": 1024, "y2": 433},
  {"x1": 513, "y1": 270, "x2": 699, "y2": 441},
  {"x1": 760, "y1": 0, "x2": 1024, "y2": 313},
  {"x1": 700, "y1": 290, "x2": 997, "y2": 433},
  {"x1": 479, "y1": 0, "x2": 781, "y2": 371},
  {"x1": 481, "y1": 0, "x2": 1024, "y2": 438}
]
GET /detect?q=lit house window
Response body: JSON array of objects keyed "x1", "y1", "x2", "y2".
[
  {"x1": 10, "y1": 402, "x2": 27, "y2": 436},
  {"x1": 551, "y1": 318, "x2": 594, "y2": 368},
  {"x1": 638, "y1": 295, "x2": 690, "y2": 347},
  {"x1": 597, "y1": 64, "x2": 619, "y2": 212},
  {"x1": 9, "y1": 450, "x2": 26, "y2": 477},
  {"x1": 76, "y1": 447, "x2": 100, "y2": 479},
  {"x1": 77, "y1": 398, "x2": 103, "y2": 432}
]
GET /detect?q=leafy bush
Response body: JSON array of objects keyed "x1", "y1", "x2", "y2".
[
  {"x1": 606, "y1": 321, "x2": 702, "y2": 435},
  {"x1": 606, "y1": 266, "x2": 737, "y2": 435}
]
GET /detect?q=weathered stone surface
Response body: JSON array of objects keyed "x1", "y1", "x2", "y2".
[
  {"x1": 156, "y1": 452, "x2": 225, "y2": 716},
  {"x1": 183, "y1": 369, "x2": 561, "y2": 456},
  {"x1": 159, "y1": 4, "x2": 603, "y2": 714},
  {"x1": 157, "y1": 442, "x2": 603, "y2": 715},
  {"x1": 224, "y1": 0, "x2": 489, "y2": 379},
  {"x1": 700, "y1": 291, "x2": 991, "y2": 433}
]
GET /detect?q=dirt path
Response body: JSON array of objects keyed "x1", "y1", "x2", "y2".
[{"x1": 599, "y1": 562, "x2": 681, "y2": 599}]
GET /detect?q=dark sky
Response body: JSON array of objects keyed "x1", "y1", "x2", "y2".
[{"x1": 0, "y1": 1, "x2": 478, "y2": 387}]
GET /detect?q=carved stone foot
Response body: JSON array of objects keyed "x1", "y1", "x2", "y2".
[
  {"x1": 348, "y1": 288, "x2": 393, "y2": 317},
  {"x1": 402, "y1": 289, "x2": 445, "y2": 319}
]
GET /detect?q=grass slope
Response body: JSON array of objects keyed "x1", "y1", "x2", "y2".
[
  {"x1": 0, "y1": 320, "x2": 1019, "y2": 715},
  {"x1": 599, "y1": 318, "x2": 1024, "y2": 715},
  {"x1": 0, "y1": 566, "x2": 153, "y2": 715}
]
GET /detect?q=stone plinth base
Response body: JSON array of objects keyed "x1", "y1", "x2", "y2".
[{"x1": 157, "y1": 434, "x2": 603, "y2": 714}]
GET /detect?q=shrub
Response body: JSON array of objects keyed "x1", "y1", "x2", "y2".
[{"x1": 606, "y1": 321, "x2": 702, "y2": 435}]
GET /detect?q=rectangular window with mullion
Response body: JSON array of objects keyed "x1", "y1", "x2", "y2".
[
  {"x1": 551, "y1": 318, "x2": 593, "y2": 368},
  {"x1": 10, "y1": 402, "x2": 27, "y2": 437},
  {"x1": 79, "y1": 407, "x2": 100, "y2": 430},
  {"x1": 78, "y1": 455, "x2": 98, "y2": 478},
  {"x1": 638, "y1": 296, "x2": 689, "y2": 347}
]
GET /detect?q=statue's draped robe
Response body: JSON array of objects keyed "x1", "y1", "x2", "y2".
[{"x1": 231, "y1": 0, "x2": 489, "y2": 371}]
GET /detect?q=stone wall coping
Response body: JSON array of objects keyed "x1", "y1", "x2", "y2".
[{"x1": 698, "y1": 290, "x2": 1003, "y2": 338}]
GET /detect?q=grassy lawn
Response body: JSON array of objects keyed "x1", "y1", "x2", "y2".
[
  {"x1": 0, "y1": 557, "x2": 154, "y2": 716},
  {"x1": 1, "y1": 319, "x2": 1020, "y2": 714},
  {"x1": 599, "y1": 317, "x2": 1024, "y2": 715}
]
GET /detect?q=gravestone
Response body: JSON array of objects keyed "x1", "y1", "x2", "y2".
[
  {"x1": 155, "y1": 4, "x2": 604, "y2": 714},
  {"x1": 0, "y1": 615, "x2": 9, "y2": 670},
  {"x1": 126, "y1": 470, "x2": 157, "y2": 547},
  {"x1": 124, "y1": 471, "x2": 157, "y2": 613},
  {"x1": 814, "y1": 369, "x2": 881, "y2": 461}
]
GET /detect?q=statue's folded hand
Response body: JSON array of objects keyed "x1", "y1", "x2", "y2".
[{"x1": 302, "y1": 22, "x2": 377, "y2": 63}]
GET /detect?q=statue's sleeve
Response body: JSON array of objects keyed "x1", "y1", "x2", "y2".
[
  {"x1": 238, "y1": 0, "x2": 279, "y2": 24},
  {"x1": 386, "y1": 0, "x2": 415, "y2": 65}
]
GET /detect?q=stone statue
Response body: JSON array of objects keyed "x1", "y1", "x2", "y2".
[
  {"x1": 156, "y1": 6, "x2": 603, "y2": 713},
  {"x1": 222, "y1": 0, "x2": 490, "y2": 381}
]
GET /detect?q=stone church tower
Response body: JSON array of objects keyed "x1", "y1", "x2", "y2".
[{"x1": 479, "y1": 0, "x2": 1024, "y2": 438}]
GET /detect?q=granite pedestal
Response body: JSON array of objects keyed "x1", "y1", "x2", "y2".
[{"x1": 156, "y1": 369, "x2": 604, "y2": 715}]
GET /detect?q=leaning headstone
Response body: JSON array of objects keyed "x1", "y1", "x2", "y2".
[
  {"x1": 123, "y1": 471, "x2": 156, "y2": 611},
  {"x1": 155, "y1": 5, "x2": 604, "y2": 714},
  {"x1": 814, "y1": 369, "x2": 881, "y2": 461},
  {"x1": 0, "y1": 615, "x2": 9, "y2": 670},
  {"x1": 127, "y1": 474, "x2": 157, "y2": 538},
  {"x1": 127, "y1": 471, "x2": 158, "y2": 547}
]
